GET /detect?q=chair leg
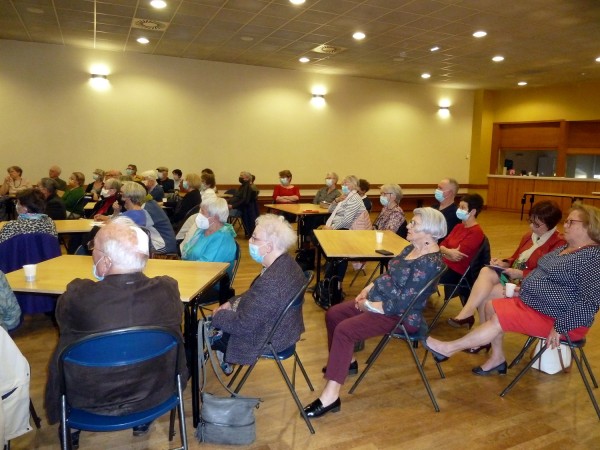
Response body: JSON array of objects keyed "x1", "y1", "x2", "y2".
[
  {"x1": 364, "y1": 263, "x2": 381, "y2": 288},
  {"x1": 294, "y1": 353, "x2": 314, "y2": 391},
  {"x1": 60, "y1": 396, "x2": 69, "y2": 450},
  {"x1": 571, "y1": 349, "x2": 600, "y2": 420},
  {"x1": 406, "y1": 339, "x2": 440, "y2": 412},
  {"x1": 500, "y1": 344, "x2": 548, "y2": 398},
  {"x1": 177, "y1": 375, "x2": 189, "y2": 450},
  {"x1": 232, "y1": 364, "x2": 257, "y2": 394},
  {"x1": 168, "y1": 409, "x2": 175, "y2": 441},
  {"x1": 273, "y1": 356, "x2": 315, "y2": 434},
  {"x1": 349, "y1": 335, "x2": 391, "y2": 394},
  {"x1": 579, "y1": 348, "x2": 599, "y2": 388},
  {"x1": 29, "y1": 400, "x2": 42, "y2": 429},
  {"x1": 428, "y1": 283, "x2": 461, "y2": 329},
  {"x1": 226, "y1": 365, "x2": 245, "y2": 389},
  {"x1": 508, "y1": 336, "x2": 538, "y2": 368},
  {"x1": 349, "y1": 263, "x2": 366, "y2": 287}
]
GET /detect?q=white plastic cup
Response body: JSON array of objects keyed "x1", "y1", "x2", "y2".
[
  {"x1": 23, "y1": 264, "x2": 37, "y2": 282},
  {"x1": 505, "y1": 282, "x2": 516, "y2": 298},
  {"x1": 375, "y1": 231, "x2": 384, "y2": 244}
]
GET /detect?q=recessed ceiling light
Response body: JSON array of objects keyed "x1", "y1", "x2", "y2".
[
  {"x1": 240, "y1": 36, "x2": 254, "y2": 42},
  {"x1": 492, "y1": 55, "x2": 505, "y2": 62},
  {"x1": 299, "y1": 57, "x2": 310, "y2": 63},
  {"x1": 137, "y1": 37, "x2": 150, "y2": 44},
  {"x1": 518, "y1": 81, "x2": 527, "y2": 86},
  {"x1": 290, "y1": 0, "x2": 305, "y2": 4},
  {"x1": 26, "y1": 7, "x2": 44, "y2": 14},
  {"x1": 430, "y1": 46, "x2": 440, "y2": 52},
  {"x1": 421, "y1": 73, "x2": 431, "y2": 79},
  {"x1": 353, "y1": 31, "x2": 366, "y2": 40},
  {"x1": 596, "y1": 56, "x2": 600, "y2": 62},
  {"x1": 150, "y1": 0, "x2": 167, "y2": 8},
  {"x1": 473, "y1": 31, "x2": 487, "y2": 38}
]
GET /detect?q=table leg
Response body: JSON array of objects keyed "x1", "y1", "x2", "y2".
[
  {"x1": 520, "y1": 194, "x2": 527, "y2": 220},
  {"x1": 315, "y1": 243, "x2": 322, "y2": 286}
]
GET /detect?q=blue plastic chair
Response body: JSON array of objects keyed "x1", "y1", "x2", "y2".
[
  {"x1": 58, "y1": 327, "x2": 188, "y2": 450},
  {"x1": 348, "y1": 267, "x2": 448, "y2": 412},
  {"x1": 226, "y1": 271, "x2": 315, "y2": 433}
]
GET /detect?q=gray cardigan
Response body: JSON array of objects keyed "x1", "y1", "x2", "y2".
[{"x1": 212, "y1": 253, "x2": 305, "y2": 365}]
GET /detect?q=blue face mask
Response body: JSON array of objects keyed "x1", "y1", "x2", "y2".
[
  {"x1": 434, "y1": 189, "x2": 445, "y2": 202},
  {"x1": 380, "y1": 195, "x2": 389, "y2": 207},
  {"x1": 248, "y1": 243, "x2": 266, "y2": 265},
  {"x1": 456, "y1": 209, "x2": 470, "y2": 221},
  {"x1": 92, "y1": 257, "x2": 105, "y2": 281},
  {"x1": 182, "y1": 180, "x2": 189, "y2": 190},
  {"x1": 341, "y1": 185, "x2": 350, "y2": 195}
]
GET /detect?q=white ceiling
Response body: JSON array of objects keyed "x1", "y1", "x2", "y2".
[{"x1": 1, "y1": 0, "x2": 600, "y2": 89}]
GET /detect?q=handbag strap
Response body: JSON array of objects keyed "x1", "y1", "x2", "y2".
[
  {"x1": 534, "y1": 338, "x2": 572, "y2": 373},
  {"x1": 200, "y1": 319, "x2": 243, "y2": 397}
]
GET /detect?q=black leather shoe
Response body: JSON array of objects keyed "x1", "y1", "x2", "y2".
[
  {"x1": 422, "y1": 340, "x2": 449, "y2": 363},
  {"x1": 322, "y1": 360, "x2": 358, "y2": 375},
  {"x1": 447, "y1": 315, "x2": 475, "y2": 329},
  {"x1": 132, "y1": 421, "x2": 153, "y2": 436},
  {"x1": 303, "y1": 397, "x2": 341, "y2": 418},
  {"x1": 472, "y1": 361, "x2": 507, "y2": 376}
]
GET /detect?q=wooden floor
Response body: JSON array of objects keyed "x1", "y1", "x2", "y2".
[{"x1": 9, "y1": 210, "x2": 600, "y2": 449}]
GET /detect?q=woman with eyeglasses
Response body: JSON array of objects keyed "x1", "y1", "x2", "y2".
[
  {"x1": 425, "y1": 203, "x2": 600, "y2": 376},
  {"x1": 448, "y1": 201, "x2": 565, "y2": 336},
  {"x1": 374, "y1": 184, "x2": 405, "y2": 233},
  {"x1": 303, "y1": 207, "x2": 446, "y2": 418}
]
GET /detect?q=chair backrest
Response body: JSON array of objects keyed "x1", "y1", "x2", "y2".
[
  {"x1": 229, "y1": 240, "x2": 242, "y2": 288},
  {"x1": 181, "y1": 204, "x2": 200, "y2": 224},
  {"x1": 67, "y1": 195, "x2": 89, "y2": 219},
  {"x1": 59, "y1": 326, "x2": 182, "y2": 404},
  {"x1": 466, "y1": 235, "x2": 490, "y2": 285},
  {"x1": 397, "y1": 265, "x2": 448, "y2": 326},
  {"x1": 262, "y1": 271, "x2": 313, "y2": 348},
  {"x1": 0, "y1": 233, "x2": 61, "y2": 274},
  {"x1": 396, "y1": 220, "x2": 408, "y2": 239}
]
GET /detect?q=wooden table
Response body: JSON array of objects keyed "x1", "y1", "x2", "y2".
[
  {"x1": 0, "y1": 219, "x2": 96, "y2": 233},
  {"x1": 266, "y1": 203, "x2": 331, "y2": 247},
  {"x1": 313, "y1": 229, "x2": 410, "y2": 286},
  {"x1": 6, "y1": 254, "x2": 229, "y2": 428},
  {"x1": 521, "y1": 192, "x2": 600, "y2": 220}
]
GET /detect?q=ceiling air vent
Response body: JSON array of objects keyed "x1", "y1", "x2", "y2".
[
  {"x1": 311, "y1": 44, "x2": 345, "y2": 55},
  {"x1": 131, "y1": 18, "x2": 169, "y2": 31}
]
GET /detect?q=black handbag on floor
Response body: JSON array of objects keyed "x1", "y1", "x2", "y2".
[{"x1": 195, "y1": 320, "x2": 261, "y2": 445}]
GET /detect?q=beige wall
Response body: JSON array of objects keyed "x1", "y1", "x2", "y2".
[{"x1": 0, "y1": 40, "x2": 474, "y2": 188}]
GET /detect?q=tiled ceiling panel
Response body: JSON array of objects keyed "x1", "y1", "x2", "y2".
[{"x1": 0, "y1": 0, "x2": 599, "y2": 89}]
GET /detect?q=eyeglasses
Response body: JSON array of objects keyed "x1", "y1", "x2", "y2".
[
  {"x1": 408, "y1": 220, "x2": 422, "y2": 228},
  {"x1": 528, "y1": 218, "x2": 542, "y2": 228},
  {"x1": 564, "y1": 219, "x2": 584, "y2": 227},
  {"x1": 87, "y1": 241, "x2": 95, "y2": 251}
]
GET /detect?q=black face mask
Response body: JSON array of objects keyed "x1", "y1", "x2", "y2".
[{"x1": 239, "y1": 177, "x2": 245, "y2": 184}]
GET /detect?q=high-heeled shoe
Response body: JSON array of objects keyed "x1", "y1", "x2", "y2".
[
  {"x1": 422, "y1": 339, "x2": 450, "y2": 363},
  {"x1": 447, "y1": 315, "x2": 475, "y2": 329},
  {"x1": 472, "y1": 361, "x2": 507, "y2": 376},
  {"x1": 463, "y1": 343, "x2": 491, "y2": 354},
  {"x1": 303, "y1": 397, "x2": 341, "y2": 418}
]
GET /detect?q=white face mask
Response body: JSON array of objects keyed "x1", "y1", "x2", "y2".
[
  {"x1": 100, "y1": 188, "x2": 110, "y2": 197},
  {"x1": 195, "y1": 213, "x2": 210, "y2": 230},
  {"x1": 280, "y1": 178, "x2": 289, "y2": 186},
  {"x1": 325, "y1": 179, "x2": 334, "y2": 187}
]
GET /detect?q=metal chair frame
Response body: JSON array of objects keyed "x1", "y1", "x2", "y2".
[
  {"x1": 226, "y1": 271, "x2": 316, "y2": 433},
  {"x1": 501, "y1": 334, "x2": 600, "y2": 419},
  {"x1": 349, "y1": 267, "x2": 448, "y2": 412},
  {"x1": 58, "y1": 326, "x2": 188, "y2": 450}
]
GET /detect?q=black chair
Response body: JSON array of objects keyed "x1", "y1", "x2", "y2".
[
  {"x1": 348, "y1": 267, "x2": 448, "y2": 412},
  {"x1": 66, "y1": 196, "x2": 89, "y2": 219},
  {"x1": 58, "y1": 326, "x2": 188, "y2": 450},
  {"x1": 429, "y1": 236, "x2": 490, "y2": 329},
  {"x1": 500, "y1": 334, "x2": 600, "y2": 419},
  {"x1": 226, "y1": 271, "x2": 316, "y2": 433},
  {"x1": 225, "y1": 189, "x2": 244, "y2": 232}
]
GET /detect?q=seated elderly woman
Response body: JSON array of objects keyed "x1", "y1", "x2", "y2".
[
  {"x1": 62, "y1": 172, "x2": 86, "y2": 218},
  {"x1": 0, "y1": 189, "x2": 57, "y2": 245},
  {"x1": 181, "y1": 196, "x2": 237, "y2": 282},
  {"x1": 374, "y1": 183, "x2": 406, "y2": 233},
  {"x1": 90, "y1": 178, "x2": 122, "y2": 218},
  {"x1": 425, "y1": 203, "x2": 600, "y2": 376},
  {"x1": 448, "y1": 201, "x2": 565, "y2": 334},
  {"x1": 300, "y1": 172, "x2": 341, "y2": 244},
  {"x1": 303, "y1": 208, "x2": 447, "y2": 418},
  {"x1": 438, "y1": 193, "x2": 485, "y2": 286},
  {"x1": 85, "y1": 169, "x2": 105, "y2": 201},
  {"x1": 0, "y1": 166, "x2": 32, "y2": 221},
  {"x1": 210, "y1": 214, "x2": 306, "y2": 371},
  {"x1": 324, "y1": 175, "x2": 369, "y2": 230},
  {"x1": 171, "y1": 173, "x2": 202, "y2": 229}
]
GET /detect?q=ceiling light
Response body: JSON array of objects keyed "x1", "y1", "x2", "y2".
[
  {"x1": 492, "y1": 55, "x2": 505, "y2": 62},
  {"x1": 596, "y1": 56, "x2": 600, "y2": 62},
  {"x1": 353, "y1": 31, "x2": 366, "y2": 40},
  {"x1": 518, "y1": 81, "x2": 527, "y2": 86},
  {"x1": 290, "y1": 0, "x2": 305, "y2": 4},
  {"x1": 473, "y1": 31, "x2": 487, "y2": 38},
  {"x1": 137, "y1": 37, "x2": 149, "y2": 44},
  {"x1": 240, "y1": 36, "x2": 254, "y2": 42},
  {"x1": 299, "y1": 57, "x2": 310, "y2": 63},
  {"x1": 421, "y1": 73, "x2": 431, "y2": 79},
  {"x1": 430, "y1": 46, "x2": 440, "y2": 52},
  {"x1": 150, "y1": 0, "x2": 167, "y2": 8}
]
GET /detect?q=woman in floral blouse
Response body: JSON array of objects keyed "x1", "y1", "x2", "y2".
[{"x1": 303, "y1": 207, "x2": 447, "y2": 419}]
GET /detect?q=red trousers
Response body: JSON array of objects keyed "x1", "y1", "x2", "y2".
[{"x1": 324, "y1": 300, "x2": 400, "y2": 384}]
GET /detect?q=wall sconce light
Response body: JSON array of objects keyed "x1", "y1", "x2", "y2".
[
  {"x1": 311, "y1": 94, "x2": 325, "y2": 107},
  {"x1": 90, "y1": 73, "x2": 109, "y2": 89},
  {"x1": 438, "y1": 105, "x2": 450, "y2": 118}
]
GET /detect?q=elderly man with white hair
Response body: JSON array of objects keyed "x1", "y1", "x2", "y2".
[
  {"x1": 44, "y1": 217, "x2": 187, "y2": 447},
  {"x1": 48, "y1": 164, "x2": 67, "y2": 192},
  {"x1": 211, "y1": 214, "x2": 306, "y2": 367}
]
